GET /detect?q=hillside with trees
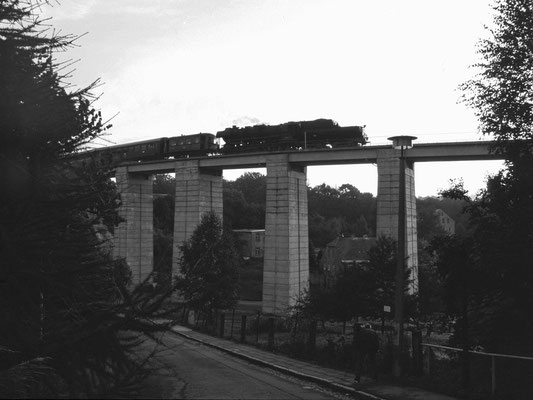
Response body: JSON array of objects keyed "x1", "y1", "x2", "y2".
[
  {"x1": 222, "y1": 173, "x2": 378, "y2": 247},
  {"x1": 221, "y1": 172, "x2": 464, "y2": 246}
]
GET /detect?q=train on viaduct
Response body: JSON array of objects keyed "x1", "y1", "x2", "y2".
[{"x1": 77, "y1": 119, "x2": 499, "y2": 314}]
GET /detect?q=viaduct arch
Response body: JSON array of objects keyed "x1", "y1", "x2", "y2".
[{"x1": 113, "y1": 141, "x2": 501, "y2": 314}]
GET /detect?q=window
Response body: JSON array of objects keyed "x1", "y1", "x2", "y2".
[
  {"x1": 255, "y1": 248, "x2": 262, "y2": 257},
  {"x1": 255, "y1": 233, "x2": 261, "y2": 242}
]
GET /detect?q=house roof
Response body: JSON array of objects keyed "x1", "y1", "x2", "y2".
[{"x1": 325, "y1": 236, "x2": 377, "y2": 261}]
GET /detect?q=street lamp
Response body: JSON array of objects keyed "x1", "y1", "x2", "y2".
[{"x1": 388, "y1": 135, "x2": 416, "y2": 378}]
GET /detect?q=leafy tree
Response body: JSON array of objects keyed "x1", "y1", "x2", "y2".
[
  {"x1": 308, "y1": 183, "x2": 376, "y2": 242},
  {"x1": 177, "y1": 212, "x2": 241, "y2": 317},
  {"x1": 0, "y1": 2, "x2": 173, "y2": 397},
  {"x1": 308, "y1": 212, "x2": 344, "y2": 247},
  {"x1": 223, "y1": 175, "x2": 377, "y2": 244},
  {"x1": 366, "y1": 237, "x2": 397, "y2": 312},
  {"x1": 353, "y1": 215, "x2": 370, "y2": 237},
  {"x1": 365, "y1": 236, "x2": 414, "y2": 317},
  {"x1": 303, "y1": 236, "x2": 412, "y2": 324},
  {"x1": 230, "y1": 172, "x2": 266, "y2": 206},
  {"x1": 153, "y1": 173, "x2": 175, "y2": 195},
  {"x1": 297, "y1": 266, "x2": 373, "y2": 324},
  {"x1": 223, "y1": 173, "x2": 266, "y2": 229},
  {"x1": 416, "y1": 242, "x2": 445, "y2": 316},
  {"x1": 416, "y1": 193, "x2": 472, "y2": 319},
  {"x1": 338, "y1": 183, "x2": 361, "y2": 198},
  {"x1": 458, "y1": 0, "x2": 533, "y2": 354},
  {"x1": 429, "y1": 234, "x2": 481, "y2": 387},
  {"x1": 223, "y1": 186, "x2": 265, "y2": 229},
  {"x1": 416, "y1": 195, "x2": 471, "y2": 239},
  {"x1": 416, "y1": 204, "x2": 447, "y2": 240}
]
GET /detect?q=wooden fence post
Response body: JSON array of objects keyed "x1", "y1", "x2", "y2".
[
  {"x1": 308, "y1": 319, "x2": 317, "y2": 354},
  {"x1": 219, "y1": 313, "x2": 225, "y2": 337},
  {"x1": 412, "y1": 330, "x2": 423, "y2": 376},
  {"x1": 267, "y1": 317, "x2": 275, "y2": 350},
  {"x1": 256, "y1": 312, "x2": 261, "y2": 343},
  {"x1": 230, "y1": 309, "x2": 235, "y2": 339},
  {"x1": 491, "y1": 355, "x2": 496, "y2": 397},
  {"x1": 423, "y1": 346, "x2": 432, "y2": 376},
  {"x1": 240, "y1": 315, "x2": 247, "y2": 343}
]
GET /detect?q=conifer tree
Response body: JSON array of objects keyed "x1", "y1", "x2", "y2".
[{"x1": 0, "y1": 1, "x2": 172, "y2": 397}]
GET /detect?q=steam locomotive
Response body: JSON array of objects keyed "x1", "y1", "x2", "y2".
[
  {"x1": 217, "y1": 118, "x2": 366, "y2": 153},
  {"x1": 77, "y1": 119, "x2": 366, "y2": 167}
]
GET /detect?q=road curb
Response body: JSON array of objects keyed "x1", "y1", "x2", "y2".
[{"x1": 171, "y1": 329, "x2": 385, "y2": 400}]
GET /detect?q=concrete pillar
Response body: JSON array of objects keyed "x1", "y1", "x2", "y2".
[
  {"x1": 263, "y1": 155, "x2": 309, "y2": 314},
  {"x1": 114, "y1": 167, "x2": 154, "y2": 284},
  {"x1": 376, "y1": 149, "x2": 418, "y2": 293},
  {"x1": 172, "y1": 160, "x2": 223, "y2": 276}
]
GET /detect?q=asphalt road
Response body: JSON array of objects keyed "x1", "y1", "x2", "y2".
[{"x1": 134, "y1": 332, "x2": 354, "y2": 399}]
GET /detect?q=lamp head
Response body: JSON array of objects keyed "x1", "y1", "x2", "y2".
[{"x1": 387, "y1": 135, "x2": 417, "y2": 150}]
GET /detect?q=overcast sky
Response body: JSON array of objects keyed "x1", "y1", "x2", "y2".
[{"x1": 43, "y1": 0, "x2": 504, "y2": 197}]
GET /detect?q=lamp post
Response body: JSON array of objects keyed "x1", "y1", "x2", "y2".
[{"x1": 388, "y1": 135, "x2": 416, "y2": 378}]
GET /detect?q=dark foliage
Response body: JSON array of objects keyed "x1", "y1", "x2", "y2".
[
  {"x1": 451, "y1": 0, "x2": 533, "y2": 356},
  {"x1": 177, "y1": 212, "x2": 242, "y2": 315},
  {"x1": 308, "y1": 183, "x2": 376, "y2": 246},
  {"x1": 223, "y1": 172, "x2": 266, "y2": 229},
  {"x1": 297, "y1": 236, "x2": 412, "y2": 322},
  {"x1": 237, "y1": 258, "x2": 263, "y2": 301},
  {"x1": 0, "y1": 2, "x2": 175, "y2": 397}
]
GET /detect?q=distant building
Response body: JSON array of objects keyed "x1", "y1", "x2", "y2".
[
  {"x1": 435, "y1": 209, "x2": 455, "y2": 235},
  {"x1": 233, "y1": 229, "x2": 265, "y2": 259},
  {"x1": 320, "y1": 236, "x2": 377, "y2": 277}
]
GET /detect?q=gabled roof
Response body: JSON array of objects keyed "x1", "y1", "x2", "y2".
[{"x1": 325, "y1": 236, "x2": 377, "y2": 261}]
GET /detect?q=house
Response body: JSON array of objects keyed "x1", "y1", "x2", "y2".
[
  {"x1": 320, "y1": 235, "x2": 377, "y2": 277},
  {"x1": 232, "y1": 229, "x2": 265, "y2": 259},
  {"x1": 435, "y1": 209, "x2": 455, "y2": 235}
]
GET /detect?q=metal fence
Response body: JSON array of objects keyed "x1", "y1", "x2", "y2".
[
  {"x1": 183, "y1": 309, "x2": 533, "y2": 399},
  {"x1": 186, "y1": 309, "x2": 398, "y2": 372},
  {"x1": 422, "y1": 342, "x2": 533, "y2": 399}
]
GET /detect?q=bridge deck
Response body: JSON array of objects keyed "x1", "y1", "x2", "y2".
[{"x1": 121, "y1": 141, "x2": 501, "y2": 174}]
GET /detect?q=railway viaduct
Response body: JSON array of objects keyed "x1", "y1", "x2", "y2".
[{"x1": 113, "y1": 140, "x2": 501, "y2": 314}]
